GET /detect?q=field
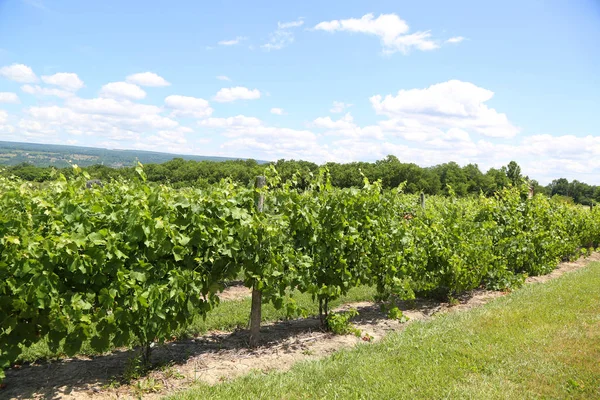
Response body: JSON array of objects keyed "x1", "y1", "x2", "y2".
[{"x1": 1, "y1": 166, "x2": 600, "y2": 398}]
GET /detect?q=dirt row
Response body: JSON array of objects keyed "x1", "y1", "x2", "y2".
[{"x1": 4, "y1": 252, "x2": 600, "y2": 400}]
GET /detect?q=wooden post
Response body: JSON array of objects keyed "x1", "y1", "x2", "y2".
[
  {"x1": 528, "y1": 185, "x2": 534, "y2": 199},
  {"x1": 249, "y1": 176, "x2": 265, "y2": 347},
  {"x1": 419, "y1": 192, "x2": 425, "y2": 209}
]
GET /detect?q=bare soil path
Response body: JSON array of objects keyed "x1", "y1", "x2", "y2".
[{"x1": 4, "y1": 253, "x2": 600, "y2": 400}]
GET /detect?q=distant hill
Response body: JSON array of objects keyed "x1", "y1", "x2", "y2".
[{"x1": 0, "y1": 141, "x2": 267, "y2": 168}]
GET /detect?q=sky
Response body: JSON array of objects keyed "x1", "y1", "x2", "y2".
[{"x1": 0, "y1": 0, "x2": 599, "y2": 184}]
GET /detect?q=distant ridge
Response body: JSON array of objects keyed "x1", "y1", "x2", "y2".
[{"x1": 0, "y1": 141, "x2": 268, "y2": 168}]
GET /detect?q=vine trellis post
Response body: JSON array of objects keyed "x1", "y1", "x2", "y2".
[{"x1": 249, "y1": 175, "x2": 266, "y2": 347}]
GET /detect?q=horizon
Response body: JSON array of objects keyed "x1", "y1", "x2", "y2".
[
  {"x1": 0, "y1": 1, "x2": 599, "y2": 184},
  {"x1": 0, "y1": 139, "x2": 580, "y2": 187}
]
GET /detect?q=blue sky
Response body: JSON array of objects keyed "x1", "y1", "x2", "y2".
[{"x1": 0, "y1": 0, "x2": 599, "y2": 183}]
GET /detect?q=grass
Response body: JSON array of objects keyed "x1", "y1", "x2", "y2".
[
  {"x1": 18, "y1": 285, "x2": 376, "y2": 363},
  {"x1": 168, "y1": 262, "x2": 600, "y2": 400}
]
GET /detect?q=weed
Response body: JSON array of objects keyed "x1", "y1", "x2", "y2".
[
  {"x1": 326, "y1": 309, "x2": 361, "y2": 336},
  {"x1": 161, "y1": 363, "x2": 185, "y2": 380},
  {"x1": 386, "y1": 306, "x2": 409, "y2": 322},
  {"x1": 132, "y1": 377, "x2": 163, "y2": 398},
  {"x1": 448, "y1": 296, "x2": 460, "y2": 307}
]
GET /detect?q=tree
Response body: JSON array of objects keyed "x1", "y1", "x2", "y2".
[
  {"x1": 433, "y1": 162, "x2": 468, "y2": 196},
  {"x1": 505, "y1": 161, "x2": 522, "y2": 186}
]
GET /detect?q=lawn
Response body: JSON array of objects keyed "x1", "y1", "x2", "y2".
[{"x1": 168, "y1": 262, "x2": 600, "y2": 400}]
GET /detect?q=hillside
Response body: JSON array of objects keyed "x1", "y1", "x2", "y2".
[{"x1": 0, "y1": 141, "x2": 265, "y2": 168}]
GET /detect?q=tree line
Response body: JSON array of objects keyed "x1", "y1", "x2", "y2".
[{"x1": 1, "y1": 155, "x2": 596, "y2": 205}]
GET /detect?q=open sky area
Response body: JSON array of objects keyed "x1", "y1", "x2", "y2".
[{"x1": 0, "y1": 0, "x2": 599, "y2": 183}]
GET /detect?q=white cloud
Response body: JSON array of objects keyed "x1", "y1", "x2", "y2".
[
  {"x1": 278, "y1": 19, "x2": 305, "y2": 29},
  {"x1": 313, "y1": 112, "x2": 383, "y2": 140},
  {"x1": 446, "y1": 36, "x2": 465, "y2": 44},
  {"x1": 26, "y1": 105, "x2": 79, "y2": 122},
  {"x1": 165, "y1": 95, "x2": 213, "y2": 118},
  {"x1": 213, "y1": 86, "x2": 261, "y2": 102},
  {"x1": 0, "y1": 63, "x2": 38, "y2": 83},
  {"x1": 218, "y1": 36, "x2": 246, "y2": 46},
  {"x1": 521, "y1": 134, "x2": 600, "y2": 159},
  {"x1": 314, "y1": 13, "x2": 440, "y2": 54},
  {"x1": 199, "y1": 113, "x2": 324, "y2": 160},
  {"x1": 313, "y1": 113, "x2": 355, "y2": 130},
  {"x1": 0, "y1": 92, "x2": 19, "y2": 103},
  {"x1": 216, "y1": 75, "x2": 232, "y2": 81},
  {"x1": 22, "y1": 99, "x2": 180, "y2": 143},
  {"x1": 65, "y1": 97, "x2": 161, "y2": 117},
  {"x1": 132, "y1": 127, "x2": 195, "y2": 153},
  {"x1": 18, "y1": 119, "x2": 56, "y2": 135},
  {"x1": 41, "y1": 72, "x2": 84, "y2": 91},
  {"x1": 7, "y1": 64, "x2": 600, "y2": 186},
  {"x1": 262, "y1": 18, "x2": 304, "y2": 51},
  {"x1": 330, "y1": 101, "x2": 351, "y2": 113},
  {"x1": 146, "y1": 131, "x2": 186, "y2": 145},
  {"x1": 100, "y1": 82, "x2": 146, "y2": 100},
  {"x1": 200, "y1": 115, "x2": 262, "y2": 128},
  {"x1": 126, "y1": 72, "x2": 170, "y2": 87},
  {"x1": 21, "y1": 84, "x2": 74, "y2": 99},
  {"x1": 370, "y1": 80, "x2": 520, "y2": 138}
]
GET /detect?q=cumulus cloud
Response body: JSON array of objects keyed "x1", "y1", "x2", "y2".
[
  {"x1": 198, "y1": 113, "x2": 324, "y2": 160},
  {"x1": 0, "y1": 63, "x2": 38, "y2": 83},
  {"x1": 278, "y1": 19, "x2": 305, "y2": 29},
  {"x1": 21, "y1": 84, "x2": 74, "y2": 99},
  {"x1": 213, "y1": 86, "x2": 261, "y2": 102},
  {"x1": 313, "y1": 113, "x2": 383, "y2": 140},
  {"x1": 314, "y1": 13, "x2": 440, "y2": 54},
  {"x1": 0, "y1": 92, "x2": 20, "y2": 103},
  {"x1": 262, "y1": 18, "x2": 304, "y2": 51},
  {"x1": 5, "y1": 63, "x2": 600, "y2": 186},
  {"x1": 199, "y1": 115, "x2": 262, "y2": 128},
  {"x1": 165, "y1": 95, "x2": 213, "y2": 118},
  {"x1": 446, "y1": 36, "x2": 465, "y2": 44},
  {"x1": 126, "y1": 72, "x2": 170, "y2": 87},
  {"x1": 22, "y1": 98, "x2": 181, "y2": 144},
  {"x1": 132, "y1": 126, "x2": 195, "y2": 153},
  {"x1": 370, "y1": 80, "x2": 520, "y2": 138},
  {"x1": 218, "y1": 36, "x2": 246, "y2": 46},
  {"x1": 65, "y1": 97, "x2": 161, "y2": 117},
  {"x1": 100, "y1": 82, "x2": 146, "y2": 100},
  {"x1": 330, "y1": 101, "x2": 351, "y2": 113},
  {"x1": 41, "y1": 72, "x2": 84, "y2": 91}
]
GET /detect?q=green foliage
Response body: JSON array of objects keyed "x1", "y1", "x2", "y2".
[
  {"x1": 386, "y1": 306, "x2": 409, "y2": 322},
  {"x1": 1, "y1": 164, "x2": 600, "y2": 382},
  {"x1": 326, "y1": 309, "x2": 360, "y2": 336}
]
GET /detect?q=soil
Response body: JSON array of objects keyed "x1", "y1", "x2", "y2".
[
  {"x1": 217, "y1": 282, "x2": 252, "y2": 301},
  {"x1": 3, "y1": 253, "x2": 599, "y2": 400}
]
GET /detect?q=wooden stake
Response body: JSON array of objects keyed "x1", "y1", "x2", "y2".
[{"x1": 249, "y1": 176, "x2": 265, "y2": 347}]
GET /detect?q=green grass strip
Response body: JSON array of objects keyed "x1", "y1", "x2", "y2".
[{"x1": 168, "y1": 263, "x2": 600, "y2": 400}]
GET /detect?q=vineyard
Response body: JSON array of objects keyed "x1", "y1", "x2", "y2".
[{"x1": 1, "y1": 165, "x2": 600, "y2": 383}]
